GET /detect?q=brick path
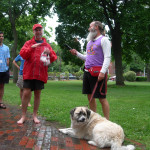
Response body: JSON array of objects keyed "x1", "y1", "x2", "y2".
[{"x1": 0, "y1": 104, "x2": 146, "y2": 150}]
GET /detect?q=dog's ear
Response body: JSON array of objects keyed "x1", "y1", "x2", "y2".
[
  {"x1": 86, "y1": 109, "x2": 91, "y2": 119},
  {"x1": 70, "y1": 108, "x2": 76, "y2": 118}
]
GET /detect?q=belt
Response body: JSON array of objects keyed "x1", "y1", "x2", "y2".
[
  {"x1": 84, "y1": 69, "x2": 89, "y2": 72},
  {"x1": 84, "y1": 67, "x2": 90, "y2": 72}
]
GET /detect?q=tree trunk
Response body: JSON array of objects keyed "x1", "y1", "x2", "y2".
[
  {"x1": 111, "y1": 27, "x2": 125, "y2": 86},
  {"x1": 146, "y1": 63, "x2": 150, "y2": 82},
  {"x1": 8, "y1": 6, "x2": 18, "y2": 83},
  {"x1": 11, "y1": 22, "x2": 18, "y2": 83}
]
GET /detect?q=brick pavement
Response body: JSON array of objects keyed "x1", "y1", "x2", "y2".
[{"x1": 0, "y1": 104, "x2": 146, "y2": 150}]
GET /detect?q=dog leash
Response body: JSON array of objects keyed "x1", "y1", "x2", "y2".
[
  {"x1": 89, "y1": 75, "x2": 106, "y2": 103},
  {"x1": 89, "y1": 79, "x2": 99, "y2": 103}
]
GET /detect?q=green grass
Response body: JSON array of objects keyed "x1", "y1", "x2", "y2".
[{"x1": 3, "y1": 80, "x2": 150, "y2": 149}]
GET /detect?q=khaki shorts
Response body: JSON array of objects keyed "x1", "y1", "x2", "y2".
[{"x1": 16, "y1": 75, "x2": 23, "y2": 89}]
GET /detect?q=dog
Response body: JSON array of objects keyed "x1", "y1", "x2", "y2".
[{"x1": 59, "y1": 106, "x2": 135, "y2": 150}]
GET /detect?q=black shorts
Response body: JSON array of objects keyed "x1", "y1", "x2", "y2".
[
  {"x1": 23, "y1": 79, "x2": 44, "y2": 91},
  {"x1": 0, "y1": 70, "x2": 9, "y2": 84},
  {"x1": 82, "y1": 71, "x2": 107, "y2": 98}
]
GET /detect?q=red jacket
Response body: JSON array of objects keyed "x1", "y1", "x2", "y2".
[{"x1": 20, "y1": 36, "x2": 57, "y2": 83}]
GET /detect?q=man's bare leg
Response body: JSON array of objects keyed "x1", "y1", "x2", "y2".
[
  {"x1": 99, "y1": 98, "x2": 109, "y2": 120},
  {"x1": 20, "y1": 89, "x2": 23, "y2": 107},
  {"x1": 20, "y1": 89, "x2": 31, "y2": 107},
  {"x1": 17, "y1": 88, "x2": 31, "y2": 124},
  {"x1": 33, "y1": 90, "x2": 41, "y2": 124},
  {"x1": 0, "y1": 84, "x2": 4, "y2": 103},
  {"x1": 28, "y1": 91, "x2": 32, "y2": 107},
  {"x1": 88, "y1": 94, "x2": 97, "y2": 112}
]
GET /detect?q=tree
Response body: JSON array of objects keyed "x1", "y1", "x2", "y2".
[
  {"x1": 48, "y1": 42, "x2": 82, "y2": 73},
  {"x1": 146, "y1": 63, "x2": 150, "y2": 81},
  {"x1": 123, "y1": 52, "x2": 145, "y2": 74},
  {"x1": 52, "y1": 0, "x2": 149, "y2": 85},
  {"x1": 50, "y1": 42, "x2": 62, "y2": 72},
  {"x1": 0, "y1": 0, "x2": 54, "y2": 82},
  {"x1": 121, "y1": 1, "x2": 150, "y2": 81}
]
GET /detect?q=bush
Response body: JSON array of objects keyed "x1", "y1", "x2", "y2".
[
  {"x1": 65, "y1": 71, "x2": 69, "y2": 80},
  {"x1": 136, "y1": 76, "x2": 147, "y2": 81},
  {"x1": 48, "y1": 72, "x2": 56, "y2": 80},
  {"x1": 75, "y1": 70, "x2": 84, "y2": 80},
  {"x1": 56, "y1": 72, "x2": 61, "y2": 80},
  {"x1": 123, "y1": 71, "x2": 136, "y2": 82}
]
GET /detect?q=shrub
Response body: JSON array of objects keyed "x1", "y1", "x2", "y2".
[
  {"x1": 56, "y1": 72, "x2": 61, "y2": 80},
  {"x1": 75, "y1": 70, "x2": 84, "y2": 80},
  {"x1": 65, "y1": 71, "x2": 69, "y2": 80},
  {"x1": 123, "y1": 71, "x2": 136, "y2": 82},
  {"x1": 48, "y1": 72, "x2": 56, "y2": 80},
  {"x1": 136, "y1": 76, "x2": 147, "y2": 81}
]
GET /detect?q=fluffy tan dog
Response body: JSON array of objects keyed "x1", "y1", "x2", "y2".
[{"x1": 59, "y1": 107, "x2": 135, "y2": 150}]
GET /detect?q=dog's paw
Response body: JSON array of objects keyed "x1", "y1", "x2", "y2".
[
  {"x1": 126, "y1": 145, "x2": 135, "y2": 150},
  {"x1": 88, "y1": 141, "x2": 97, "y2": 146},
  {"x1": 59, "y1": 129, "x2": 68, "y2": 134}
]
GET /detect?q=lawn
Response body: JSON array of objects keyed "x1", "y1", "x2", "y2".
[{"x1": 3, "y1": 80, "x2": 150, "y2": 149}]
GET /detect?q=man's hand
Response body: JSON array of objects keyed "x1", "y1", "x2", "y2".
[
  {"x1": 7, "y1": 58, "x2": 9, "y2": 66},
  {"x1": 98, "y1": 72, "x2": 105, "y2": 81},
  {"x1": 31, "y1": 43, "x2": 41, "y2": 48},
  {"x1": 44, "y1": 48, "x2": 50, "y2": 54},
  {"x1": 70, "y1": 49, "x2": 77, "y2": 55}
]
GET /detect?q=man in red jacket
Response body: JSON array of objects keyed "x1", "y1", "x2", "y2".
[{"x1": 17, "y1": 24, "x2": 57, "y2": 124}]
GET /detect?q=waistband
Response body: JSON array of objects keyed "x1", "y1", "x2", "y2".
[
  {"x1": 84, "y1": 68, "x2": 89, "y2": 72},
  {"x1": 84, "y1": 66, "x2": 102, "y2": 72}
]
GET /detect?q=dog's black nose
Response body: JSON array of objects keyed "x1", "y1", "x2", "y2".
[
  {"x1": 80, "y1": 118, "x2": 85, "y2": 122},
  {"x1": 82, "y1": 118, "x2": 85, "y2": 121}
]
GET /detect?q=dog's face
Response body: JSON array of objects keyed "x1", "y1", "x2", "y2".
[{"x1": 70, "y1": 107, "x2": 91, "y2": 125}]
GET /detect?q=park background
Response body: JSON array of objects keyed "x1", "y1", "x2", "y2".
[{"x1": 0, "y1": 0, "x2": 150, "y2": 149}]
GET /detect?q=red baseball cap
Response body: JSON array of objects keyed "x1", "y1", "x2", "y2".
[{"x1": 33, "y1": 24, "x2": 43, "y2": 30}]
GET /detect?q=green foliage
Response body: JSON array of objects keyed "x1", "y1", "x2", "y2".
[
  {"x1": 55, "y1": 27, "x2": 83, "y2": 66},
  {"x1": 52, "y1": 0, "x2": 103, "y2": 66},
  {"x1": 129, "y1": 53, "x2": 145, "y2": 72},
  {"x1": 50, "y1": 42, "x2": 61, "y2": 53},
  {"x1": 136, "y1": 76, "x2": 147, "y2": 81},
  {"x1": 49, "y1": 42, "x2": 84, "y2": 73},
  {"x1": 49, "y1": 60, "x2": 82, "y2": 73},
  {"x1": 52, "y1": 0, "x2": 149, "y2": 85},
  {"x1": 63, "y1": 62, "x2": 81, "y2": 73},
  {"x1": 122, "y1": 52, "x2": 145, "y2": 73},
  {"x1": 123, "y1": 71, "x2": 136, "y2": 82},
  {"x1": 65, "y1": 71, "x2": 69, "y2": 80},
  {"x1": 0, "y1": 0, "x2": 54, "y2": 50},
  {"x1": 74, "y1": 70, "x2": 84, "y2": 80},
  {"x1": 122, "y1": 0, "x2": 150, "y2": 63},
  {"x1": 56, "y1": 72, "x2": 61, "y2": 80},
  {"x1": 48, "y1": 72, "x2": 56, "y2": 80},
  {"x1": 122, "y1": 61, "x2": 130, "y2": 73}
]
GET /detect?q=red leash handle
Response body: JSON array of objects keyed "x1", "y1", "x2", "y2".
[{"x1": 89, "y1": 80, "x2": 99, "y2": 103}]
